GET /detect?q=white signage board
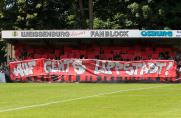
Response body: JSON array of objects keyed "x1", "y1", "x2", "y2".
[
  {"x1": 0, "y1": 72, "x2": 6, "y2": 83},
  {"x1": 2, "y1": 30, "x2": 181, "y2": 39}
]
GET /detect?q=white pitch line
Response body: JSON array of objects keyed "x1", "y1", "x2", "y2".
[{"x1": 0, "y1": 84, "x2": 172, "y2": 113}]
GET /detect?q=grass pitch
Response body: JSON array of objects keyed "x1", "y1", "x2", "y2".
[{"x1": 0, "y1": 83, "x2": 181, "y2": 118}]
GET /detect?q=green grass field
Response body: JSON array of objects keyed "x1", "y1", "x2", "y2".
[{"x1": 0, "y1": 83, "x2": 181, "y2": 118}]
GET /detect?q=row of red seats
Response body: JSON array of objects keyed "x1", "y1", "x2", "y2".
[{"x1": 14, "y1": 45, "x2": 176, "y2": 60}]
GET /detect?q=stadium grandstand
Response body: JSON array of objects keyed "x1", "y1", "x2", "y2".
[{"x1": 1, "y1": 30, "x2": 181, "y2": 83}]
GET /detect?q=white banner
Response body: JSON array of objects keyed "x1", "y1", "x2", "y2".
[
  {"x1": 0, "y1": 72, "x2": 6, "y2": 83},
  {"x1": 1, "y1": 30, "x2": 90, "y2": 39},
  {"x1": 1, "y1": 30, "x2": 181, "y2": 39}
]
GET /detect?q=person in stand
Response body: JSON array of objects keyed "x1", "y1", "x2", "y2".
[
  {"x1": 159, "y1": 52, "x2": 165, "y2": 60},
  {"x1": 80, "y1": 55, "x2": 85, "y2": 59},
  {"x1": 164, "y1": 52, "x2": 171, "y2": 60}
]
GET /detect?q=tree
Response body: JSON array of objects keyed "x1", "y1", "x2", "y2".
[
  {"x1": 1, "y1": 0, "x2": 181, "y2": 30},
  {"x1": 93, "y1": 0, "x2": 181, "y2": 29},
  {"x1": 0, "y1": 0, "x2": 81, "y2": 30}
]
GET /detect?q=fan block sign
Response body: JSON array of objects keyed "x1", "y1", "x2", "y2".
[
  {"x1": 9, "y1": 59, "x2": 176, "y2": 82},
  {"x1": 2, "y1": 30, "x2": 181, "y2": 39}
]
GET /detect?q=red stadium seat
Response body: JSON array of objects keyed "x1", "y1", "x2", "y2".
[
  {"x1": 28, "y1": 48, "x2": 34, "y2": 53},
  {"x1": 60, "y1": 55, "x2": 68, "y2": 59},
  {"x1": 55, "y1": 50, "x2": 60, "y2": 57},
  {"x1": 42, "y1": 54, "x2": 48, "y2": 58},
  {"x1": 113, "y1": 50, "x2": 120, "y2": 54},
  {"x1": 34, "y1": 54, "x2": 41, "y2": 59},
  {"x1": 152, "y1": 54, "x2": 158, "y2": 59},
  {"x1": 48, "y1": 54, "x2": 55, "y2": 59},
  {"x1": 105, "y1": 54, "x2": 113, "y2": 60}
]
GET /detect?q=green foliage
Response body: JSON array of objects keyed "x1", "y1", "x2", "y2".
[
  {"x1": 127, "y1": 2, "x2": 139, "y2": 14},
  {"x1": 0, "y1": 0, "x2": 75, "y2": 30},
  {"x1": 67, "y1": 15, "x2": 77, "y2": 26},
  {"x1": 0, "y1": 0, "x2": 181, "y2": 30},
  {"x1": 142, "y1": 5, "x2": 151, "y2": 19},
  {"x1": 93, "y1": 0, "x2": 181, "y2": 29}
]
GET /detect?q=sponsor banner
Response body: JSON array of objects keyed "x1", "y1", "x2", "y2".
[
  {"x1": 2, "y1": 30, "x2": 91, "y2": 39},
  {"x1": 140, "y1": 30, "x2": 181, "y2": 38},
  {"x1": 140, "y1": 30, "x2": 173, "y2": 38},
  {"x1": 174, "y1": 30, "x2": 181, "y2": 38},
  {"x1": 9, "y1": 59, "x2": 177, "y2": 82},
  {"x1": 2, "y1": 30, "x2": 181, "y2": 39},
  {"x1": 1, "y1": 30, "x2": 138, "y2": 39},
  {"x1": 1, "y1": 30, "x2": 136, "y2": 39}
]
